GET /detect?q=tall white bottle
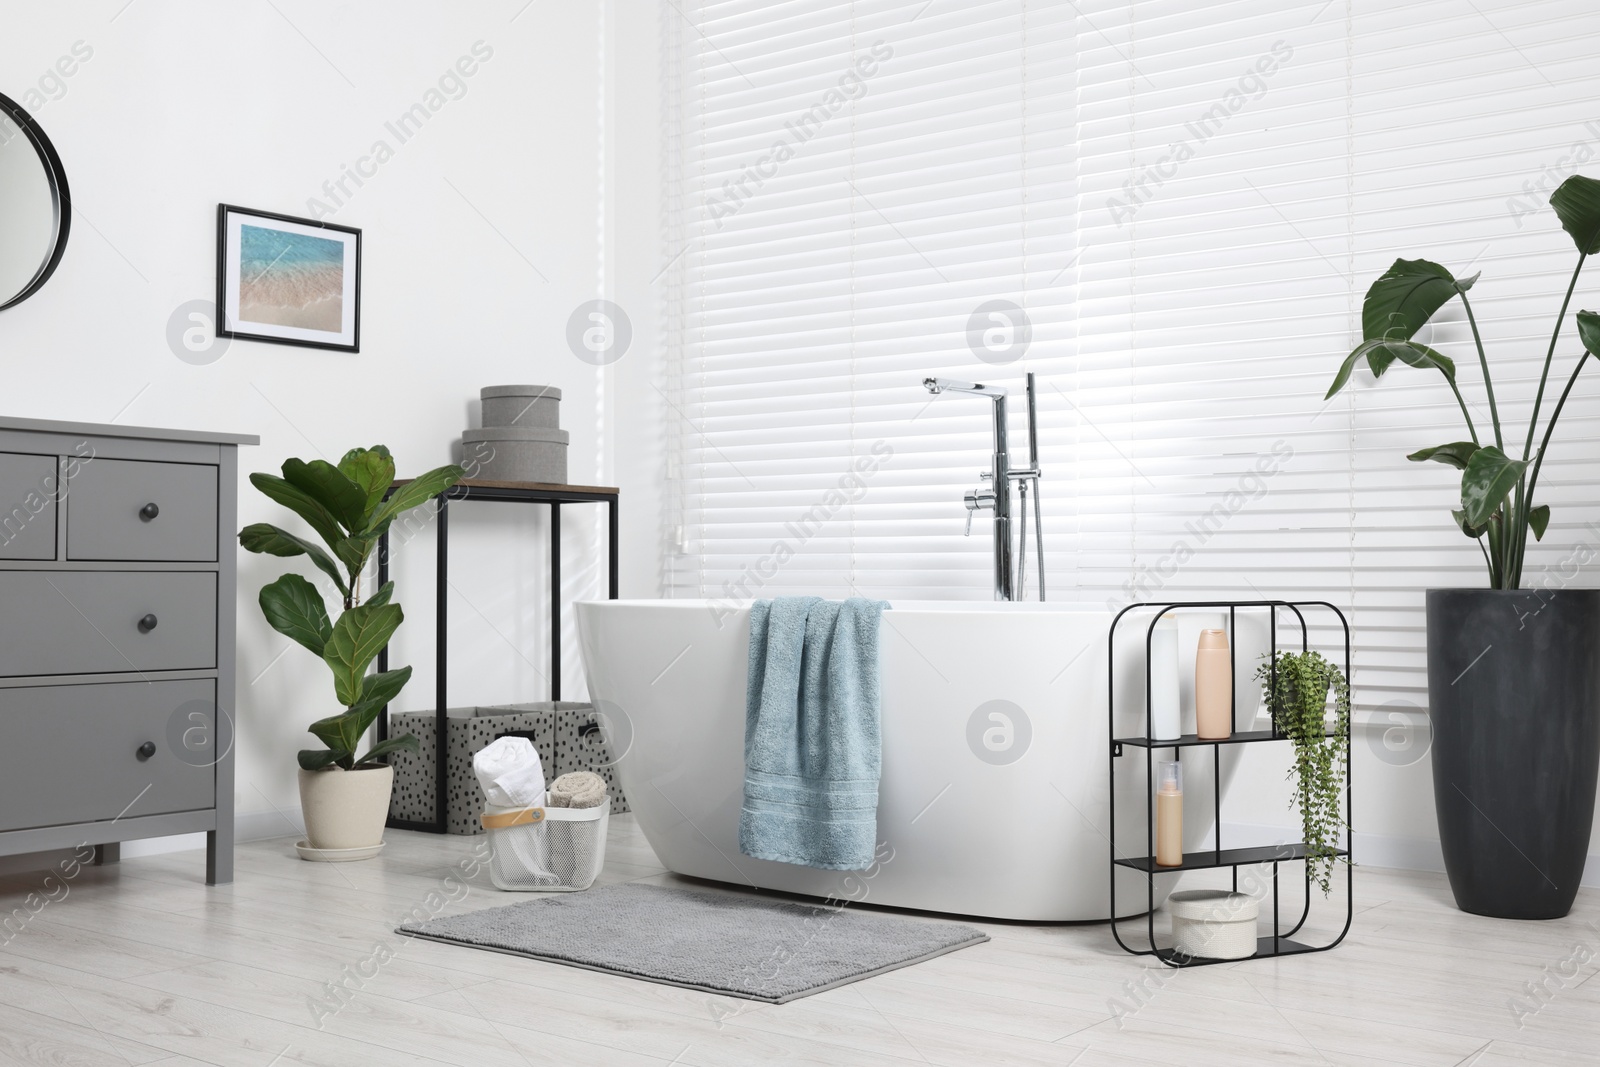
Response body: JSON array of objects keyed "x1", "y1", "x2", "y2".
[{"x1": 1149, "y1": 613, "x2": 1181, "y2": 740}]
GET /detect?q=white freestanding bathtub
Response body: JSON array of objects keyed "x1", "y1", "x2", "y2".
[{"x1": 575, "y1": 599, "x2": 1270, "y2": 921}]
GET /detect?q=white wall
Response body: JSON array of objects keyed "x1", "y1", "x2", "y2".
[{"x1": 0, "y1": 0, "x2": 643, "y2": 832}]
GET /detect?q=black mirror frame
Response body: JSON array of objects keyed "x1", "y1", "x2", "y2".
[{"x1": 0, "y1": 89, "x2": 71, "y2": 312}]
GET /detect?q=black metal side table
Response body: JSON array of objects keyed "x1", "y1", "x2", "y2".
[{"x1": 375, "y1": 477, "x2": 619, "y2": 833}]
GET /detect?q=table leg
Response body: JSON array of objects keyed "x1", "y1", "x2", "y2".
[
  {"x1": 433, "y1": 494, "x2": 449, "y2": 833},
  {"x1": 551, "y1": 501, "x2": 561, "y2": 701}
]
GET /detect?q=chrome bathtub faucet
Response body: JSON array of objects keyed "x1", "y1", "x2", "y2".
[{"x1": 922, "y1": 373, "x2": 1046, "y2": 601}]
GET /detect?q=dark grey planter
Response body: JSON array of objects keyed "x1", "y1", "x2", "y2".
[{"x1": 1425, "y1": 588, "x2": 1600, "y2": 919}]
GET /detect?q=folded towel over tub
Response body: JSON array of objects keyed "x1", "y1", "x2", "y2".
[{"x1": 740, "y1": 596, "x2": 889, "y2": 871}]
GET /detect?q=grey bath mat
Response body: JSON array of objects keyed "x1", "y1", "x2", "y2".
[{"x1": 397, "y1": 882, "x2": 989, "y2": 1003}]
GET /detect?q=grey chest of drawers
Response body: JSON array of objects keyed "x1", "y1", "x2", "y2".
[{"x1": 0, "y1": 416, "x2": 256, "y2": 885}]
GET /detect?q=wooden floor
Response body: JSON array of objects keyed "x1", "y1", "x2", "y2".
[{"x1": 0, "y1": 816, "x2": 1595, "y2": 1066}]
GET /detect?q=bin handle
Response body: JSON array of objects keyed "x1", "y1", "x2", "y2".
[{"x1": 481, "y1": 807, "x2": 546, "y2": 830}]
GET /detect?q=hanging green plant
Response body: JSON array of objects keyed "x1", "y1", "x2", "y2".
[{"x1": 1255, "y1": 650, "x2": 1351, "y2": 895}]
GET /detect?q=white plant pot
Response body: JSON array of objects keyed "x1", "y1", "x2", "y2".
[{"x1": 298, "y1": 765, "x2": 393, "y2": 853}]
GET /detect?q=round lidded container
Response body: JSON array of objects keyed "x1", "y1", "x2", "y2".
[
  {"x1": 1167, "y1": 889, "x2": 1259, "y2": 961},
  {"x1": 462, "y1": 426, "x2": 569, "y2": 485},
  {"x1": 481, "y1": 385, "x2": 562, "y2": 430}
]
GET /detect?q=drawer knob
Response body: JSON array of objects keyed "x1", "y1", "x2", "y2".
[
  {"x1": 138, "y1": 613, "x2": 159, "y2": 633},
  {"x1": 136, "y1": 741, "x2": 156, "y2": 761},
  {"x1": 139, "y1": 502, "x2": 160, "y2": 521}
]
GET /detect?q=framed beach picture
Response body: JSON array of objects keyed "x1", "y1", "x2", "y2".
[{"x1": 216, "y1": 204, "x2": 361, "y2": 352}]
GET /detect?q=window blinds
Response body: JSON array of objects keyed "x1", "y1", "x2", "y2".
[{"x1": 662, "y1": 0, "x2": 1600, "y2": 717}]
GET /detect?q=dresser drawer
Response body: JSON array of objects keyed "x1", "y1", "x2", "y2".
[
  {"x1": 0, "y1": 571, "x2": 216, "y2": 676},
  {"x1": 0, "y1": 451, "x2": 58, "y2": 561},
  {"x1": 67, "y1": 459, "x2": 218, "y2": 562},
  {"x1": 0, "y1": 679, "x2": 216, "y2": 832}
]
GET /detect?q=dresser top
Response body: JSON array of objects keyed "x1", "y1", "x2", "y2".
[{"x1": 0, "y1": 415, "x2": 259, "y2": 446}]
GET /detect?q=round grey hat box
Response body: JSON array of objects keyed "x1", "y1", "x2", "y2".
[
  {"x1": 462, "y1": 427, "x2": 569, "y2": 485},
  {"x1": 481, "y1": 385, "x2": 562, "y2": 430}
]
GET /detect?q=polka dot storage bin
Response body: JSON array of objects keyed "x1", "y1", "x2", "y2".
[{"x1": 387, "y1": 702, "x2": 628, "y2": 834}]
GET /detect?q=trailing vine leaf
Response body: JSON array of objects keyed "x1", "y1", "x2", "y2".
[{"x1": 1256, "y1": 651, "x2": 1351, "y2": 896}]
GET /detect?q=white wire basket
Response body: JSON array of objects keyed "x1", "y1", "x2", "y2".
[{"x1": 481, "y1": 799, "x2": 610, "y2": 892}]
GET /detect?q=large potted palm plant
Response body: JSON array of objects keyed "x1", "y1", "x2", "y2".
[
  {"x1": 1327, "y1": 175, "x2": 1600, "y2": 919},
  {"x1": 240, "y1": 446, "x2": 463, "y2": 859}
]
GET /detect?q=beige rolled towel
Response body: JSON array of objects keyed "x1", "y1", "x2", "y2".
[{"x1": 546, "y1": 771, "x2": 608, "y2": 809}]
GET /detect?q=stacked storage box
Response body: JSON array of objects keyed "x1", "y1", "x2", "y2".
[
  {"x1": 388, "y1": 702, "x2": 630, "y2": 835},
  {"x1": 462, "y1": 385, "x2": 568, "y2": 484}
]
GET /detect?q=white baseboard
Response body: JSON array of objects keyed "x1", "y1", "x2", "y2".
[
  {"x1": 1221, "y1": 822, "x2": 1600, "y2": 889},
  {"x1": 120, "y1": 806, "x2": 305, "y2": 860}
]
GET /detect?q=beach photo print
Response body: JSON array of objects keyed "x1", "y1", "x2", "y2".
[{"x1": 216, "y1": 205, "x2": 361, "y2": 352}]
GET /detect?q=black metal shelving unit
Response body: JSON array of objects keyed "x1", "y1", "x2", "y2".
[
  {"x1": 374, "y1": 477, "x2": 619, "y2": 834},
  {"x1": 1108, "y1": 599, "x2": 1353, "y2": 967}
]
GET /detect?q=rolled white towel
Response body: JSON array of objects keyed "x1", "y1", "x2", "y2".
[{"x1": 473, "y1": 737, "x2": 547, "y2": 808}]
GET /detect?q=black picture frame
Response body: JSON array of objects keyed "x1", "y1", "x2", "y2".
[{"x1": 215, "y1": 204, "x2": 361, "y2": 352}]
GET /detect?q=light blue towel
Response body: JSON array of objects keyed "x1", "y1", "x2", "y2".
[{"x1": 740, "y1": 596, "x2": 889, "y2": 871}]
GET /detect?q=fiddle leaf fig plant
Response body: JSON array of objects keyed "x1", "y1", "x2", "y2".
[
  {"x1": 1326, "y1": 173, "x2": 1600, "y2": 588},
  {"x1": 240, "y1": 446, "x2": 464, "y2": 771}
]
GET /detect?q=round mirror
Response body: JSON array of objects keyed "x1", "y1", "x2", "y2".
[{"x1": 0, "y1": 91, "x2": 70, "y2": 311}]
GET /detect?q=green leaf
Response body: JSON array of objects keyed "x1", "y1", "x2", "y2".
[
  {"x1": 1451, "y1": 509, "x2": 1489, "y2": 539},
  {"x1": 249, "y1": 473, "x2": 345, "y2": 550},
  {"x1": 1407, "y1": 441, "x2": 1480, "y2": 471},
  {"x1": 338, "y1": 447, "x2": 397, "y2": 525},
  {"x1": 362, "y1": 465, "x2": 465, "y2": 535},
  {"x1": 307, "y1": 707, "x2": 380, "y2": 761},
  {"x1": 298, "y1": 749, "x2": 340, "y2": 771},
  {"x1": 238, "y1": 523, "x2": 349, "y2": 597},
  {"x1": 333, "y1": 535, "x2": 378, "y2": 579},
  {"x1": 1325, "y1": 348, "x2": 1365, "y2": 399},
  {"x1": 1327, "y1": 338, "x2": 1457, "y2": 399},
  {"x1": 365, "y1": 580, "x2": 395, "y2": 608},
  {"x1": 282, "y1": 459, "x2": 368, "y2": 534},
  {"x1": 351, "y1": 666, "x2": 411, "y2": 717},
  {"x1": 1390, "y1": 340, "x2": 1457, "y2": 381},
  {"x1": 1361, "y1": 259, "x2": 1466, "y2": 343},
  {"x1": 1529, "y1": 504, "x2": 1551, "y2": 541},
  {"x1": 355, "y1": 734, "x2": 420, "y2": 768},
  {"x1": 1575, "y1": 309, "x2": 1600, "y2": 355},
  {"x1": 323, "y1": 601, "x2": 404, "y2": 707},
  {"x1": 1461, "y1": 445, "x2": 1530, "y2": 528},
  {"x1": 257, "y1": 574, "x2": 332, "y2": 655},
  {"x1": 1550, "y1": 175, "x2": 1600, "y2": 255}
]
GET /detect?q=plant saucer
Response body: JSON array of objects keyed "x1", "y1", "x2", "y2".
[{"x1": 295, "y1": 840, "x2": 384, "y2": 863}]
